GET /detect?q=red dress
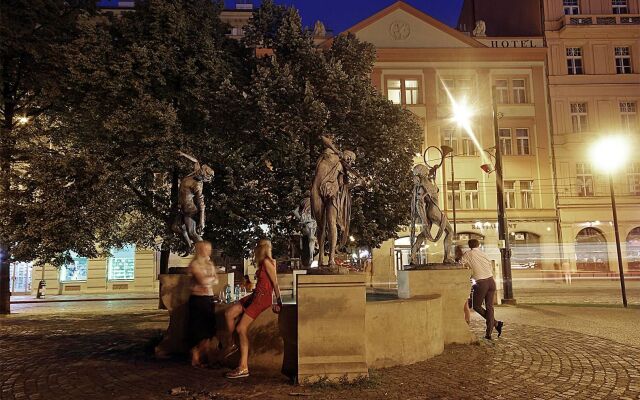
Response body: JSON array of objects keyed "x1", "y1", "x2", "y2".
[{"x1": 240, "y1": 261, "x2": 274, "y2": 319}]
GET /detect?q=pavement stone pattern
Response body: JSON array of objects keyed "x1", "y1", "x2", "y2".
[{"x1": 1, "y1": 311, "x2": 639, "y2": 400}]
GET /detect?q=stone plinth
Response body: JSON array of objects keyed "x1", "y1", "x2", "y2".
[
  {"x1": 365, "y1": 295, "x2": 443, "y2": 368},
  {"x1": 155, "y1": 274, "x2": 192, "y2": 356},
  {"x1": 296, "y1": 274, "x2": 368, "y2": 384},
  {"x1": 397, "y1": 267, "x2": 474, "y2": 345}
]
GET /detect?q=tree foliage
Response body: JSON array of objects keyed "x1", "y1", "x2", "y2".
[{"x1": 1, "y1": 0, "x2": 422, "y2": 266}]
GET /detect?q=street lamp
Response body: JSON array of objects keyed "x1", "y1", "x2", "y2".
[
  {"x1": 589, "y1": 135, "x2": 630, "y2": 308},
  {"x1": 491, "y1": 87, "x2": 515, "y2": 304}
]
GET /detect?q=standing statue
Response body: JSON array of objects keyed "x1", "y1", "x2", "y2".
[
  {"x1": 171, "y1": 152, "x2": 214, "y2": 254},
  {"x1": 311, "y1": 135, "x2": 361, "y2": 268},
  {"x1": 293, "y1": 196, "x2": 317, "y2": 268},
  {"x1": 410, "y1": 146, "x2": 455, "y2": 265}
]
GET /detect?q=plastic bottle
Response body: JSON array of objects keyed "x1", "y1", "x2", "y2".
[
  {"x1": 234, "y1": 284, "x2": 240, "y2": 301},
  {"x1": 225, "y1": 285, "x2": 232, "y2": 303}
]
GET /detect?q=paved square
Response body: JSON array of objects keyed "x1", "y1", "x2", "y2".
[{"x1": 1, "y1": 305, "x2": 639, "y2": 399}]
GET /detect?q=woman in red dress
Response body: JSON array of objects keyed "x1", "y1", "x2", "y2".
[{"x1": 223, "y1": 239, "x2": 282, "y2": 379}]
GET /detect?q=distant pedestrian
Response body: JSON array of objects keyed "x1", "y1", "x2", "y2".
[
  {"x1": 460, "y1": 239, "x2": 504, "y2": 340},
  {"x1": 223, "y1": 239, "x2": 282, "y2": 379},
  {"x1": 187, "y1": 241, "x2": 219, "y2": 367},
  {"x1": 562, "y1": 261, "x2": 572, "y2": 285}
]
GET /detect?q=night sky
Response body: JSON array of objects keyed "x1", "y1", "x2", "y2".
[{"x1": 98, "y1": 1, "x2": 465, "y2": 32}]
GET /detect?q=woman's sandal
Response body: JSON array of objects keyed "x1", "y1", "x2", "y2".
[{"x1": 225, "y1": 367, "x2": 249, "y2": 379}]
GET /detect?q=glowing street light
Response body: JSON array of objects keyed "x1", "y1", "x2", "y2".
[
  {"x1": 589, "y1": 135, "x2": 630, "y2": 307},
  {"x1": 452, "y1": 97, "x2": 474, "y2": 130}
]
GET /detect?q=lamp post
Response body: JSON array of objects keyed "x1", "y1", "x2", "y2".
[
  {"x1": 491, "y1": 87, "x2": 515, "y2": 304},
  {"x1": 449, "y1": 129, "x2": 457, "y2": 235},
  {"x1": 589, "y1": 135, "x2": 629, "y2": 308}
]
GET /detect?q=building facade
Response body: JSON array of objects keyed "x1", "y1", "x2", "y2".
[
  {"x1": 543, "y1": 0, "x2": 640, "y2": 274},
  {"x1": 344, "y1": 2, "x2": 559, "y2": 286}
]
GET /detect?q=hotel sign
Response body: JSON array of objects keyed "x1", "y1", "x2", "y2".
[{"x1": 477, "y1": 38, "x2": 544, "y2": 48}]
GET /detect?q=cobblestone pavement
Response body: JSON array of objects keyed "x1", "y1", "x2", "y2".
[{"x1": 1, "y1": 309, "x2": 639, "y2": 400}]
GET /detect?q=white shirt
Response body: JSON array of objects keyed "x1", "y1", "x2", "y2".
[{"x1": 461, "y1": 248, "x2": 494, "y2": 280}]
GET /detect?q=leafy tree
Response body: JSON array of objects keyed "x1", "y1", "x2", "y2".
[
  {"x1": 0, "y1": 0, "x2": 96, "y2": 314},
  {"x1": 0, "y1": 0, "x2": 422, "y2": 315},
  {"x1": 238, "y1": 4, "x2": 423, "y2": 253}
]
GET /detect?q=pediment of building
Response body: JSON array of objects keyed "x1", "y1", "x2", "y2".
[{"x1": 346, "y1": 2, "x2": 483, "y2": 49}]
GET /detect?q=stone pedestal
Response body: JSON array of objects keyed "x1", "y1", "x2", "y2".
[
  {"x1": 155, "y1": 274, "x2": 192, "y2": 357},
  {"x1": 397, "y1": 267, "x2": 474, "y2": 345},
  {"x1": 296, "y1": 274, "x2": 368, "y2": 384}
]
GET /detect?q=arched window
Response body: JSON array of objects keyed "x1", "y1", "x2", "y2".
[
  {"x1": 511, "y1": 232, "x2": 541, "y2": 269},
  {"x1": 626, "y1": 227, "x2": 640, "y2": 271},
  {"x1": 575, "y1": 228, "x2": 609, "y2": 272}
]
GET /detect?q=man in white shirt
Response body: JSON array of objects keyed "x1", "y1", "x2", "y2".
[{"x1": 460, "y1": 239, "x2": 504, "y2": 340}]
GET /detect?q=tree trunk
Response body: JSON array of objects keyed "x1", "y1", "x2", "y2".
[
  {"x1": 158, "y1": 168, "x2": 180, "y2": 310},
  {"x1": 0, "y1": 244, "x2": 10, "y2": 314},
  {"x1": 0, "y1": 118, "x2": 13, "y2": 314}
]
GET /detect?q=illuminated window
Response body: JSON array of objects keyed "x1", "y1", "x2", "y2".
[
  {"x1": 570, "y1": 103, "x2": 589, "y2": 133},
  {"x1": 520, "y1": 180, "x2": 534, "y2": 209},
  {"x1": 386, "y1": 78, "x2": 421, "y2": 105},
  {"x1": 495, "y1": 79, "x2": 509, "y2": 104},
  {"x1": 504, "y1": 181, "x2": 516, "y2": 209},
  {"x1": 576, "y1": 163, "x2": 594, "y2": 197},
  {"x1": 566, "y1": 48, "x2": 583, "y2": 75},
  {"x1": 442, "y1": 127, "x2": 476, "y2": 156},
  {"x1": 499, "y1": 128, "x2": 512, "y2": 155},
  {"x1": 386, "y1": 79, "x2": 401, "y2": 104},
  {"x1": 612, "y1": 0, "x2": 628, "y2": 14},
  {"x1": 440, "y1": 78, "x2": 474, "y2": 103},
  {"x1": 463, "y1": 181, "x2": 479, "y2": 209},
  {"x1": 442, "y1": 128, "x2": 458, "y2": 155},
  {"x1": 404, "y1": 79, "x2": 419, "y2": 105},
  {"x1": 615, "y1": 47, "x2": 632, "y2": 74},
  {"x1": 563, "y1": 0, "x2": 580, "y2": 14},
  {"x1": 107, "y1": 245, "x2": 135, "y2": 281},
  {"x1": 447, "y1": 181, "x2": 461, "y2": 210},
  {"x1": 461, "y1": 138, "x2": 477, "y2": 156},
  {"x1": 620, "y1": 102, "x2": 637, "y2": 133},
  {"x1": 516, "y1": 128, "x2": 530, "y2": 155},
  {"x1": 60, "y1": 252, "x2": 88, "y2": 282},
  {"x1": 512, "y1": 79, "x2": 527, "y2": 104}
]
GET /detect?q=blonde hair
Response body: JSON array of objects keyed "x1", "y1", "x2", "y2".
[
  {"x1": 254, "y1": 239, "x2": 273, "y2": 267},
  {"x1": 193, "y1": 240, "x2": 213, "y2": 262}
]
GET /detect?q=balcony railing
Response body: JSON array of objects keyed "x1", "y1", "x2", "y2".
[{"x1": 561, "y1": 14, "x2": 640, "y2": 28}]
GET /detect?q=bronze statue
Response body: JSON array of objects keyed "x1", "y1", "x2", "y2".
[
  {"x1": 310, "y1": 135, "x2": 360, "y2": 269},
  {"x1": 171, "y1": 152, "x2": 214, "y2": 253},
  {"x1": 410, "y1": 147, "x2": 455, "y2": 265},
  {"x1": 293, "y1": 196, "x2": 317, "y2": 268}
]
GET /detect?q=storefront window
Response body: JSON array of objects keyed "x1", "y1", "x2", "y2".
[
  {"x1": 60, "y1": 252, "x2": 88, "y2": 281},
  {"x1": 107, "y1": 245, "x2": 136, "y2": 280}
]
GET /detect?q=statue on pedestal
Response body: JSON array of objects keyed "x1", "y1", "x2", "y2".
[
  {"x1": 171, "y1": 152, "x2": 214, "y2": 254},
  {"x1": 310, "y1": 135, "x2": 361, "y2": 269},
  {"x1": 293, "y1": 196, "x2": 317, "y2": 268},
  {"x1": 410, "y1": 146, "x2": 455, "y2": 265}
]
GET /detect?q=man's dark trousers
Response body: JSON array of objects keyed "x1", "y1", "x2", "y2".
[{"x1": 473, "y1": 277, "x2": 497, "y2": 337}]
